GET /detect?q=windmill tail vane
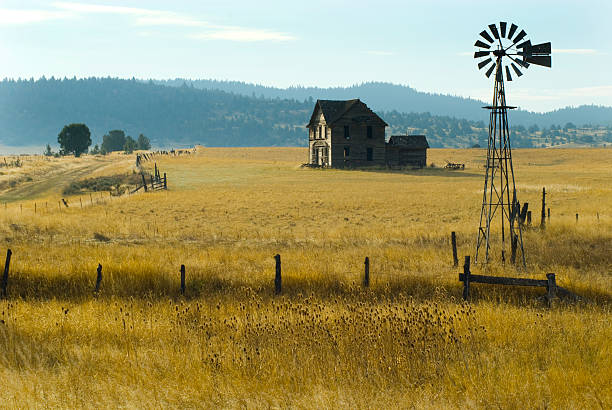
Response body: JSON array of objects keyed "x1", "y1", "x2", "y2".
[{"x1": 472, "y1": 21, "x2": 551, "y2": 266}]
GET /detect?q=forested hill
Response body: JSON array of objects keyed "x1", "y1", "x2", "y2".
[
  {"x1": 0, "y1": 78, "x2": 610, "y2": 150},
  {"x1": 0, "y1": 77, "x2": 307, "y2": 148},
  {"x1": 154, "y1": 79, "x2": 612, "y2": 127}
]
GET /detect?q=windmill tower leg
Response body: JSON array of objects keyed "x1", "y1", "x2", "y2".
[{"x1": 475, "y1": 58, "x2": 526, "y2": 266}]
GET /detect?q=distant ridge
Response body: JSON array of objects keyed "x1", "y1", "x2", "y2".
[
  {"x1": 152, "y1": 79, "x2": 612, "y2": 127},
  {"x1": 0, "y1": 77, "x2": 610, "y2": 150}
]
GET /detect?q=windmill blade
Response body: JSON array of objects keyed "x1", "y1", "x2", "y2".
[
  {"x1": 530, "y1": 42, "x2": 551, "y2": 54},
  {"x1": 509, "y1": 55, "x2": 530, "y2": 69},
  {"x1": 505, "y1": 65, "x2": 512, "y2": 81},
  {"x1": 474, "y1": 51, "x2": 491, "y2": 58},
  {"x1": 511, "y1": 63, "x2": 523, "y2": 77},
  {"x1": 500, "y1": 22, "x2": 507, "y2": 38},
  {"x1": 507, "y1": 23, "x2": 518, "y2": 40},
  {"x1": 475, "y1": 40, "x2": 491, "y2": 49},
  {"x1": 478, "y1": 58, "x2": 493, "y2": 69},
  {"x1": 480, "y1": 30, "x2": 494, "y2": 43},
  {"x1": 525, "y1": 55, "x2": 551, "y2": 67},
  {"x1": 485, "y1": 62, "x2": 496, "y2": 78},
  {"x1": 516, "y1": 40, "x2": 531, "y2": 50},
  {"x1": 513, "y1": 29, "x2": 527, "y2": 44},
  {"x1": 488, "y1": 24, "x2": 500, "y2": 39}
]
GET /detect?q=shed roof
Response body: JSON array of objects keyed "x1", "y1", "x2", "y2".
[
  {"x1": 307, "y1": 99, "x2": 388, "y2": 127},
  {"x1": 388, "y1": 135, "x2": 430, "y2": 149}
]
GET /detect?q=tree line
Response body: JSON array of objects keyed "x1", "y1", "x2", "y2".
[
  {"x1": 0, "y1": 77, "x2": 610, "y2": 150},
  {"x1": 50, "y1": 124, "x2": 151, "y2": 157}
]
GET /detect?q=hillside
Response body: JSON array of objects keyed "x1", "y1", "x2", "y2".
[
  {"x1": 0, "y1": 78, "x2": 611, "y2": 150},
  {"x1": 154, "y1": 79, "x2": 612, "y2": 127}
]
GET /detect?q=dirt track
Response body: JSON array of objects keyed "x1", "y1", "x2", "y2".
[{"x1": 0, "y1": 158, "x2": 125, "y2": 203}]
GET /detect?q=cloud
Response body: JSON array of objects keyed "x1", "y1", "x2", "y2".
[
  {"x1": 0, "y1": 8, "x2": 70, "y2": 25},
  {"x1": 552, "y1": 48, "x2": 598, "y2": 55},
  {"x1": 191, "y1": 29, "x2": 294, "y2": 42},
  {"x1": 365, "y1": 50, "x2": 395, "y2": 56},
  {"x1": 50, "y1": 2, "x2": 294, "y2": 41}
]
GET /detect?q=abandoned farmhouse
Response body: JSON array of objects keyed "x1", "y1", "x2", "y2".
[{"x1": 307, "y1": 99, "x2": 429, "y2": 168}]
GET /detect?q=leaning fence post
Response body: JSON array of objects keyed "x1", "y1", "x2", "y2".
[
  {"x1": 94, "y1": 264, "x2": 102, "y2": 295},
  {"x1": 546, "y1": 273, "x2": 557, "y2": 306},
  {"x1": 527, "y1": 211, "x2": 532, "y2": 225},
  {"x1": 451, "y1": 231, "x2": 458, "y2": 267},
  {"x1": 462, "y1": 256, "x2": 471, "y2": 301},
  {"x1": 363, "y1": 257, "x2": 370, "y2": 287},
  {"x1": 141, "y1": 174, "x2": 148, "y2": 192},
  {"x1": 274, "y1": 254, "x2": 281, "y2": 295},
  {"x1": 2, "y1": 249, "x2": 12, "y2": 298},
  {"x1": 541, "y1": 187, "x2": 546, "y2": 228},
  {"x1": 510, "y1": 235, "x2": 518, "y2": 264},
  {"x1": 180, "y1": 264, "x2": 186, "y2": 295}
]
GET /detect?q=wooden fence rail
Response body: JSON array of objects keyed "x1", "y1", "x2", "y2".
[{"x1": 459, "y1": 255, "x2": 579, "y2": 305}]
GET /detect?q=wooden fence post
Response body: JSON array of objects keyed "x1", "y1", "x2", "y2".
[
  {"x1": 576, "y1": 213, "x2": 579, "y2": 222},
  {"x1": 547, "y1": 208, "x2": 550, "y2": 222},
  {"x1": 462, "y1": 256, "x2": 471, "y2": 301},
  {"x1": 180, "y1": 264, "x2": 186, "y2": 295},
  {"x1": 451, "y1": 231, "x2": 458, "y2": 267},
  {"x1": 527, "y1": 211, "x2": 532, "y2": 225},
  {"x1": 541, "y1": 187, "x2": 546, "y2": 228},
  {"x1": 141, "y1": 174, "x2": 148, "y2": 192},
  {"x1": 274, "y1": 254, "x2": 282, "y2": 295},
  {"x1": 546, "y1": 273, "x2": 557, "y2": 306},
  {"x1": 2, "y1": 249, "x2": 12, "y2": 298},
  {"x1": 34, "y1": 203, "x2": 36, "y2": 214},
  {"x1": 94, "y1": 264, "x2": 102, "y2": 295},
  {"x1": 363, "y1": 257, "x2": 370, "y2": 287},
  {"x1": 163, "y1": 173, "x2": 167, "y2": 190},
  {"x1": 510, "y1": 235, "x2": 518, "y2": 265}
]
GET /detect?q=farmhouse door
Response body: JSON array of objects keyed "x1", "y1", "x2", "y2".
[{"x1": 312, "y1": 147, "x2": 319, "y2": 165}]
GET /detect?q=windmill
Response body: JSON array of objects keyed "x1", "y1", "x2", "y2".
[{"x1": 473, "y1": 22, "x2": 551, "y2": 266}]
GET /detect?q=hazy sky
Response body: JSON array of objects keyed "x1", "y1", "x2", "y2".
[{"x1": 0, "y1": 0, "x2": 611, "y2": 112}]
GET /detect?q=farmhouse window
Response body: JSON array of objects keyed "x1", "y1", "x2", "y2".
[
  {"x1": 344, "y1": 126, "x2": 350, "y2": 139},
  {"x1": 367, "y1": 126, "x2": 373, "y2": 139},
  {"x1": 366, "y1": 147, "x2": 373, "y2": 161},
  {"x1": 344, "y1": 146, "x2": 350, "y2": 157}
]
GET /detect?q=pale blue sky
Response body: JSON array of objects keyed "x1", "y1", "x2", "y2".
[{"x1": 0, "y1": 0, "x2": 610, "y2": 112}]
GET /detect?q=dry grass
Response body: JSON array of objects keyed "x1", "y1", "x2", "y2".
[{"x1": 0, "y1": 147, "x2": 610, "y2": 408}]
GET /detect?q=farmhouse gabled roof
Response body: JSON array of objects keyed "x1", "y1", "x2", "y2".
[
  {"x1": 307, "y1": 99, "x2": 388, "y2": 127},
  {"x1": 388, "y1": 135, "x2": 430, "y2": 149}
]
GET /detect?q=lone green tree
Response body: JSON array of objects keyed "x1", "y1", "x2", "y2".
[
  {"x1": 101, "y1": 130, "x2": 126, "y2": 154},
  {"x1": 137, "y1": 133, "x2": 151, "y2": 150},
  {"x1": 57, "y1": 123, "x2": 91, "y2": 157},
  {"x1": 124, "y1": 136, "x2": 136, "y2": 154}
]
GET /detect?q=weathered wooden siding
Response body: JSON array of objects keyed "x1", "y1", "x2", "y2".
[
  {"x1": 385, "y1": 146, "x2": 427, "y2": 167},
  {"x1": 329, "y1": 103, "x2": 386, "y2": 168}
]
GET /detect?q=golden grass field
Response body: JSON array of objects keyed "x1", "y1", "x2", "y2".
[{"x1": 0, "y1": 147, "x2": 610, "y2": 408}]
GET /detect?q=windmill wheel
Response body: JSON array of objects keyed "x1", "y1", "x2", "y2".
[{"x1": 474, "y1": 22, "x2": 551, "y2": 81}]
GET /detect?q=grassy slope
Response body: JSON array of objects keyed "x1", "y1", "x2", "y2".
[{"x1": 0, "y1": 148, "x2": 610, "y2": 408}]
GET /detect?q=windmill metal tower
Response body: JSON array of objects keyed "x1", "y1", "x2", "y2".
[{"x1": 473, "y1": 22, "x2": 551, "y2": 266}]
